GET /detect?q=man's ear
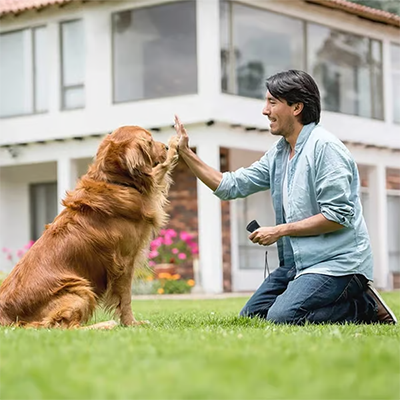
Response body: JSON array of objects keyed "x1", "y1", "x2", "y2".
[{"x1": 293, "y1": 102, "x2": 304, "y2": 117}]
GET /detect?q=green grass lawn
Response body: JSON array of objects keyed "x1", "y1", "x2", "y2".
[{"x1": 0, "y1": 292, "x2": 399, "y2": 400}]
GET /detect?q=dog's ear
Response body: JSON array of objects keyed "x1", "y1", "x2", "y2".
[{"x1": 125, "y1": 142, "x2": 152, "y2": 176}]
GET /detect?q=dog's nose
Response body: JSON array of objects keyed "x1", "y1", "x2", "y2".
[{"x1": 165, "y1": 145, "x2": 169, "y2": 151}]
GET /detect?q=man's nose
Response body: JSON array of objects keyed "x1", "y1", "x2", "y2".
[{"x1": 262, "y1": 106, "x2": 270, "y2": 116}]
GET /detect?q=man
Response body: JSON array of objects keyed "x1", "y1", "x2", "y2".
[{"x1": 174, "y1": 69, "x2": 397, "y2": 325}]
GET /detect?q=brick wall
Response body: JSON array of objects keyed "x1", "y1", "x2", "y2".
[
  {"x1": 164, "y1": 156, "x2": 198, "y2": 280},
  {"x1": 220, "y1": 147, "x2": 232, "y2": 292},
  {"x1": 162, "y1": 148, "x2": 233, "y2": 291},
  {"x1": 393, "y1": 273, "x2": 400, "y2": 289}
]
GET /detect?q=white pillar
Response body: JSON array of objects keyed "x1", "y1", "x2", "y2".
[
  {"x1": 368, "y1": 164, "x2": 390, "y2": 289},
  {"x1": 196, "y1": 0, "x2": 221, "y2": 101},
  {"x1": 196, "y1": 143, "x2": 223, "y2": 293},
  {"x1": 57, "y1": 158, "x2": 78, "y2": 213}
]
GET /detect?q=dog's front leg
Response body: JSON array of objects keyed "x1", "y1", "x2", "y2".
[
  {"x1": 152, "y1": 135, "x2": 179, "y2": 185},
  {"x1": 116, "y1": 276, "x2": 148, "y2": 327}
]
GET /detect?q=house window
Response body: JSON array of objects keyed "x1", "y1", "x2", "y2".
[
  {"x1": 388, "y1": 194, "x2": 400, "y2": 272},
  {"x1": 30, "y1": 182, "x2": 58, "y2": 241},
  {"x1": 0, "y1": 27, "x2": 48, "y2": 118},
  {"x1": 220, "y1": 3, "x2": 384, "y2": 120},
  {"x1": 391, "y1": 43, "x2": 400, "y2": 124},
  {"x1": 220, "y1": 2, "x2": 305, "y2": 99},
  {"x1": 308, "y1": 24, "x2": 383, "y2": 120},
  {"x1": 112, "y1": 1, "x2": 197, "y2": 103},
  {"x1": 61, "y1": 20, "x2": 85, "y2": 109}
]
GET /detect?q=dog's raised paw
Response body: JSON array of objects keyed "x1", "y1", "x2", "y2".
[{"x1": 168, "y1": 135, "x2": 179, "y2": 149}]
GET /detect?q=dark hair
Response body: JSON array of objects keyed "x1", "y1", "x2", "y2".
[{"x1": 266, "y1": 70, "x2": 321, "y2": 125}]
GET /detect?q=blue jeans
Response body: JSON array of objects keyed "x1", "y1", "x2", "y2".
[{"x1": 240, "y1": 263, "x2": 377, "y2": 324}]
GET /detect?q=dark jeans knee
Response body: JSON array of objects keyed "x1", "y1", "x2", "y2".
[
  {"x1": 266, "y1": 304, "x2": 297, "y2": 324},
  {"x1": 239, "y1": 304, "x2": 268, "y2": 319}
]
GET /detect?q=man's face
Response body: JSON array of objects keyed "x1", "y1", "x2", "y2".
[{"x1": 262, "y1": 91, "x2": 298, "y2": 137}]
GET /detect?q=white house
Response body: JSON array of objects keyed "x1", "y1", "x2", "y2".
[{"x1": 0, "y1": 0, "x2": 399, "y2": 293}]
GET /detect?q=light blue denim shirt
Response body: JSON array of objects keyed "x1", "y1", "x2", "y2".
[{"x1": 214, "y1": 123, "x2": 373, "y2": 281}]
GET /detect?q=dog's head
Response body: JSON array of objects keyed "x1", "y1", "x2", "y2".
[{"x1": 91, "y1": 126, "x2": 168, "y2": 192}]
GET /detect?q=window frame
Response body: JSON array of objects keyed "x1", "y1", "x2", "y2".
[
  {"x1": 306, "y1": 22, "x2": 384, "y2": 120},
  {"x1": 220, "y1": 2, "x2": 385, "y2": 120},
  {"x1": 221, "y1": 1, "x2": 307, "y2": 98},
  {"x1": 29, "y1": 181, "x2": 58, "y2": 241},
  {"x1": 0, "y1": 25, "x2": 48, "y2": 119},
  {"x1": 390, "y1": 42, "x2": 400, "y2": 125},
  {"x1": 111, "y1": 1, "x2": 198, "y2": 104},
  {"x1": 59, "y1": 19, "x2": 85, "y2": 111}
]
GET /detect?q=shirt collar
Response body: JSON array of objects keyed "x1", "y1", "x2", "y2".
[{"x1": 276, "y1": 122, "x2": 317, "y2": 152}]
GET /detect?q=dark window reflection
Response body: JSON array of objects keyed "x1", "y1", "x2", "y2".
[{"x1": 113, "y1": 1, "x2": 197, "y2": 102}]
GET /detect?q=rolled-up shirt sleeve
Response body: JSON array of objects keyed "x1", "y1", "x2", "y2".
[
  {"x1": 214, "y1": 153, "x2": 270, "y2": 200},
  {"x1": 315, "y1": 142, "x2": 355, "y2": 227}
]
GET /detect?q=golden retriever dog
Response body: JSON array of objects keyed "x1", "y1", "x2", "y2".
[{"x1": 0, "y1": 126, "x2": 179, "y2": 329}]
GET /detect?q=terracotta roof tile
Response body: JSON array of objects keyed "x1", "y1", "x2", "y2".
[
  {"x1": 306, "y1": 0, "x2": 400, "y2": 28},
  {"x1": 0, "y1": 0, "x2": 399, "y2": 28},
  {"x1": 0, "y1": 0, "x2": 73, "y2": 16}
]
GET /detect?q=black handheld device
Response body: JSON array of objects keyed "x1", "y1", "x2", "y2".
[
  {"x1": 246, "y1": 219, "x2": 270, "y2": 278},
  {"x1": 246, "y1": 220, "x2": 260, "y2": 233}
]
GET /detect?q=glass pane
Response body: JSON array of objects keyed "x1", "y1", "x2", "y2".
[
  {"x1": 30, "y1": 182, "x2": 57, "y2": 241},
  {"x1": 390, "y1": 43, "x2": 400, "y2": 70},
  {"x1": 308, "y1": 24, "x2": 379, "y2": 119},
  {"x1": 34, "y1": 27, "x2": 48, "y2": 112},
  {"x1": 391, "y1": 44, "x2": 400, "y2": 123},
  {"x1": 63, "y1": 86, "x2": 84, "y2": 109},
  {"x1": 387, "y1": 195, "x2": 400, "y2": 272},
  {"x1": 220, "y1": 0, "x2": 230, "y2": 93},
  {"x1": 393, "y1": 73, "x2": 400, "y2": 124},
  {"x1": 61, "y1": 20, "x2": 85, "y2": 87},
  {"x1": 370, "y1": 40, "x2": 383, "y2": 120},
  {"x1": 0, "y1": 29, "x2": 33, "y2": 117},
  {"x1": 113, "y1": 1, "x2": 197, "y2": 102},
  {"x1": 227, "y1": 4, "x2": 304, "y2": 99}
]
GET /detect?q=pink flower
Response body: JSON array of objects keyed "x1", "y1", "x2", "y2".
[
  {"x1": 188, "y1": 242, "x2": 199, "y2": 254},
  {"x1": 16, "y1": 250, "x2": 25, "y2": 258},
  {"x1": 151, "y1": 237, "x2": 163, "y2": 249},
  {"x1": 24, "y1": 240, "x2": 35, "y2": 249},
  {"x1": 191, "y1": 246, "x2": 199, "y2": 255},
  {"x1": 6, "y1": 254, "x2": 12, "y2": 260},
  {"x1": 2, "y1": 248, "x2": 10, "y2": 253},
  {"x1": 149, "y1": 261, "x2": 156, "y2": 267},
  {"x1": 172, "y1": 248, "x2": 179, "y2": 254},
  {"x1": 149, "y1": 250, "x2": 159, "y2": 259},
  {"x1": 180, "y1": 231, "x2": 192, "y2": 241},
  {"x1": 164, "y1": 236, "x2": 173, "y2": 246},
  {"x1": 178, "y1": 253, "x2": 187, "y2": 260},
  {"x1": 166, "y1": 229, "x2": 177, "y2": 238}
]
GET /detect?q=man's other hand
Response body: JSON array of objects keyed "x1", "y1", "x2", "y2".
[{"x1": 249, "y1": 226, "x2": 281, "y2": 246}]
